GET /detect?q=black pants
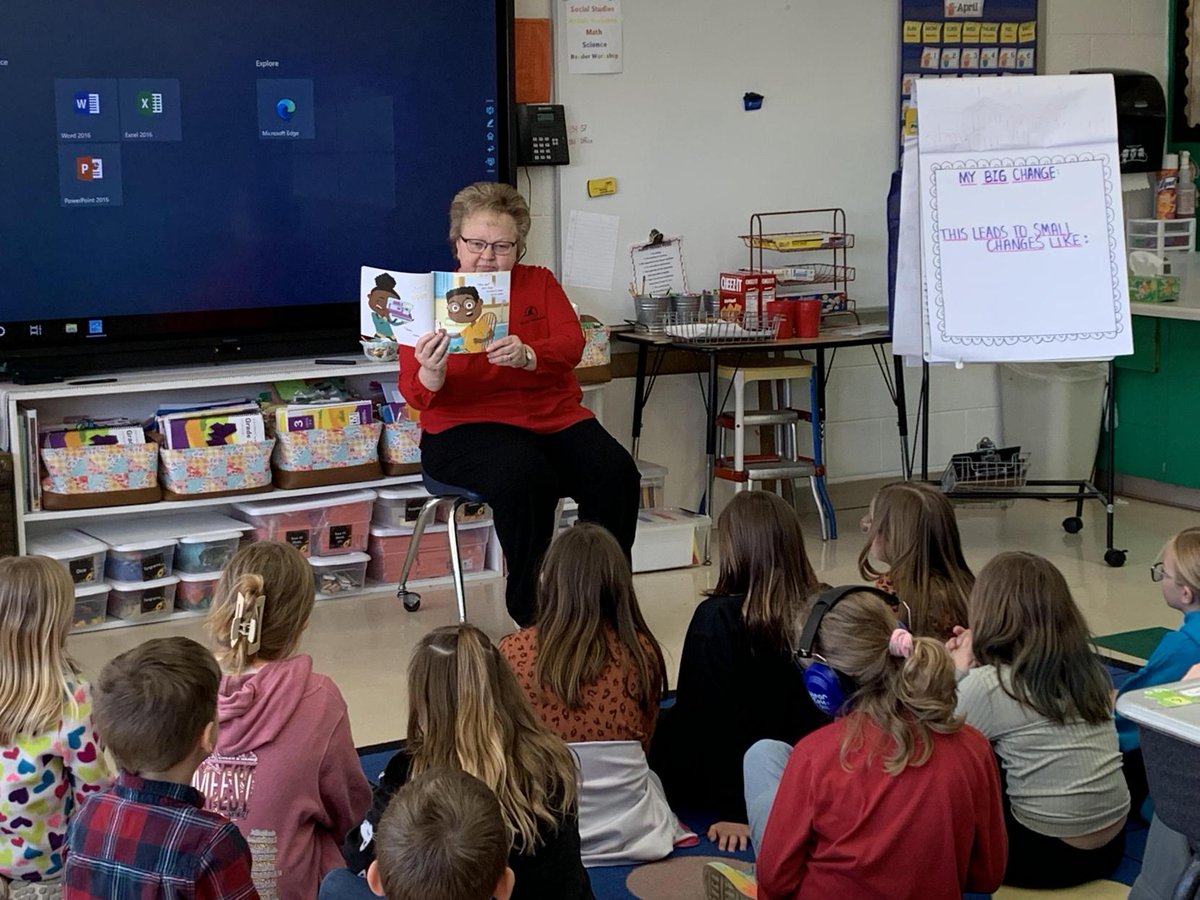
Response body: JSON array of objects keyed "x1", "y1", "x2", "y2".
[
  {"x1": 420, "y1": 418, "x2": 640, "y2": 626},
  {"x1": 998, "y1": 757, "x2": 1126, "y2": 888}
]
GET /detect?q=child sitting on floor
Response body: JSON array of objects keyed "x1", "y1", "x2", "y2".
[
  {"x1": 358, "y1": 768, "x2": 514, "y2": 900},
  {"x1": 708, "y1": 586, "x2": 1005, "y2": 900},
  {"x1": 322, "y1": 625, "x2": 592, "y2": 900},
  {"x1": 649, "y1": 490, "x2": 826, "y2": 853},
  {"x1": 64, "y1": 637, "x2": 258, "y2": 899},
  {"x1": 196, "y1": 542, "x2": 371, "y2": 900},
  {"x1": 858, "y1": 480, "x2": 974, "y2": 640},
  {"x1": 0, "y1": 556, "x2": 112, "y2": 900},
  {"x1": 949, "y1": 551, "x2": 1130, "y2": 889}
]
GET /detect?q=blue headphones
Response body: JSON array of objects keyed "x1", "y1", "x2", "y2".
[{"x1": 794, "y1": 585, "x2": 904, "y2": 717}]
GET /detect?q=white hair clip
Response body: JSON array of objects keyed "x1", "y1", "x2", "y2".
[{"x1": 230, "y1": 591, "x2": 265, "y2": 656}]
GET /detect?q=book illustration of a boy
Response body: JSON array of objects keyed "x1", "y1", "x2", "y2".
[
  {"x1": 445, "y1": 286, "x2": 497, "y2": 352},
  {"x1": 366, "y1": 272, "x2": 413, "y2": 339}
]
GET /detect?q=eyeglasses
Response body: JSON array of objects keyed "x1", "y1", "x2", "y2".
[
  {"x1": 1151, "y1": 562, "x2": 1175, "y2": 583},
  {"x1": 459, "y1": 236, "x2": 517, "y2": 256}
]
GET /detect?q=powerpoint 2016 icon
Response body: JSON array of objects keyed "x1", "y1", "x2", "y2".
[{"x1": 75, "y1": 157, "x2": 104, "y2": 181}]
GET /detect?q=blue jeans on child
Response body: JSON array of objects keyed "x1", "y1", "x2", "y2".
[
  {"x1": 744, "y1": 739, "x2": 793, "y2": 853},
  {"x1": 318, "y1": 868, "x2": 375, "y2": 900}
]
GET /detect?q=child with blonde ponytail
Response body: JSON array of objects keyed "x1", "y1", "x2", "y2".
[
  {"x1": 196, "y1": 542, "x2": 370, "y2": 900},
  {"x1": 709, "y1": 586, "x2": 1005, "y2": 900},
  {"x1": 0, "y1": 556, "x2": 112, "y2": 899}
]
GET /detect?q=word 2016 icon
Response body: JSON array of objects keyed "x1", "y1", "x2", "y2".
[
  {"x1": 75, "y1": 156, "x2": 104, "y2": 181},
  {"x1": 73, "y1": 91, "x2": 101, "y2": 115}
]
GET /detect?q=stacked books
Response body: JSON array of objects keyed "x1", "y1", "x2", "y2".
[
  {"x1": 42, "y1": 418, "x2": 145, "y2": 448},
  {"x1": 154, "y1": 401, "x2": 266, "y2": 450},
  {"x1": 273, "y1": 400, "x2": 375, "y2": 433}
]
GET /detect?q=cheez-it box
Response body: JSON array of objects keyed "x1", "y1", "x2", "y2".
[{"x1": 718, "y1": 272, "x2": 776, "y2": 319}]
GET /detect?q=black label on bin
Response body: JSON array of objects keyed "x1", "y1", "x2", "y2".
[
  {"x1": 69, "y1": 556, "x2": 96, "y2": 583},
  {"x1": 141, "y1": 592, "x2": 166, "y2": 614},
  {"x1": 141, "y1": 553, "x2": 166, "y2": 580},
  {"x1": 285, "y1": 529, "x2": 311, "y2": 554},
  {"x1": 328, "y1": 524, "x2": 352, "y2": 549}
]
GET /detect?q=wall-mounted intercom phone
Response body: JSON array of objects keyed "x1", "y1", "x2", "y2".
[{"x1": 516, "y1": 103, "x2": 570, "y2": 166}]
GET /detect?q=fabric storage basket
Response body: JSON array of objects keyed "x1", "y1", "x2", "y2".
[
  {"x1": 159, "y1": 439, "x2": 275, "y2": 500},
  {"x1": 577, "y1": 314, "x2": 611, "y2": 367},
  {"x1": 40, "y1": 443, "x2": 160, "y2": 510},
  {"x1": 272, "y1": 422, "x2": 383, "y2": 489},
  {"x1": 380, "y1": 420, "x2": 422, "y2": 476}
]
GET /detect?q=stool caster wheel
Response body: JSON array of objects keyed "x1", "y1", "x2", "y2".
[
  {"x1": 1104, "y1": 549, "x2": 1127, "y2": 568},
  {"x1": 1062, "y1": 516, "x2": 1083, "y2": 534},
  {"x1": 397, "y1": 589, "x2": 421, "y2": 612}
]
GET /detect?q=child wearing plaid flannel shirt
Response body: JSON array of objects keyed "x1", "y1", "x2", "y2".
[{"x1": 64, "y1": 637, "x2": 258, "y2": 900}]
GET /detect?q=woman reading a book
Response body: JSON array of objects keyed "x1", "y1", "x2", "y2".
[{"x1": 399, "y1": 181, "x2": 640, "y2": 627}]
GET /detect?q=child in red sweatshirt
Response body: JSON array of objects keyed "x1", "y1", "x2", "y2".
[{"x1": 194, "y1": 542, "x2": 371, "y2": 900}]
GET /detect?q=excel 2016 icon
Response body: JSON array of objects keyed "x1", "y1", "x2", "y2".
[
  {"x1": 75, "y1": 156, "x2": 104, "y2": 181},
  {"x1": 136, "y1": 91, "x2": 164, "y2": 116}
]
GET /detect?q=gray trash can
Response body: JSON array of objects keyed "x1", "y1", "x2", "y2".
[{"x1": 998, "y1": 362, "x2": 1107, "y2": 482}]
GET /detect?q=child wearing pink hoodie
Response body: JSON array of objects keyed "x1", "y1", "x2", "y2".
[{"x1": 194, "y1": 542, "x2": 371, "y2": 900}]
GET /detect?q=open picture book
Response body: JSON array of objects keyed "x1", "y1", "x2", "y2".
[{"x1": 361, "y1": 266, "x2": 511, "y2": 353}]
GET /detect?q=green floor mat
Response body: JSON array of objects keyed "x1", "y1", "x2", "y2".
[{"x1": 1093, "y1": 627, "x2": 1170, "y2": 662}]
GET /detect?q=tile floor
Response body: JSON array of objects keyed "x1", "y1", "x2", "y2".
[{"x1": 69, "y1": 494, "x2": 1199, "y2": 748}]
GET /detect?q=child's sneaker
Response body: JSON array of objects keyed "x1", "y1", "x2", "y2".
[{"x1": 703, "y1": 861, "x2": 757, "y2": 899}]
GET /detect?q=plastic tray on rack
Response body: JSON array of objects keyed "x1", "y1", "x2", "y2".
[{"x1": 739, "y1": 231, "x2": 855, "y2": 252}]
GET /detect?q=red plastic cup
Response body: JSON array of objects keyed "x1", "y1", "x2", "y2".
[
  {"x1": 766, "y1": 300, "x2": 793, "y2": 338},
  {"x1": 793, "y1": 299, "x2": 822, "y2": 338}
]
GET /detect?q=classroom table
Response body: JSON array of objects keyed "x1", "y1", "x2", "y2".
[
  {"x1": 613, "y1": 314, "x2": 906, "y2": 547},
  {"x1": 1116, "y1": 679, "x2": 1200, "y2": 898}
]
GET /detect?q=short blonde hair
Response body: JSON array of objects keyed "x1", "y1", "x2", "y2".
[
  {"x1": 448, "y1": 182, "x2": 531, "y2": 255},
  {"x1": 1166, "y1": 527, "x2": 1200, "y2": 593},
  {"x1": 206, "y1": 542, "x2": 314, "y2": 674},
  {"x1": 0, "y1": 556, "x2": 79, "y2": 744}
]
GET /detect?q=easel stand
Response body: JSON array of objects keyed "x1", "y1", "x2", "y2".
[{"x1": 914, "y1": 359, "x2": 1125, "y2": 568}]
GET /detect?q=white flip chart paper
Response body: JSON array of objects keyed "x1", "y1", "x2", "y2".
[{"x1": 915, "y1": 75, "x2": 1131, "y2": 363}]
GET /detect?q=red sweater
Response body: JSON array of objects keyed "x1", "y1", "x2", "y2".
[
  {"x1": 756, "y1": 718, "x2": 1006, "y2": 900},
  {"x1": 398, "y1": 264, "x2": 590, "y2": 434}
]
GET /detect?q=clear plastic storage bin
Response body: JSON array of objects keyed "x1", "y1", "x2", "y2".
[
  {"x1": 104, "y1": 540, "x2": 177, "y2": 582},
  {"x1": 366, "y1": 522, "x2": 491, "y2": 583},
  {"x1": 175, "y1": 531, "x2": 243, "y2": 574},
  {"x1": 631, "y1": 508, "x2": 711, "y2": 573},
  {"x1": 27, "y1": 530, "x2": 108, "y2": 585},
  {"x1": 233, "y1": 490, "x2": 376, "y2": 557},
  {"x1": 176, "y1": 570, "x2": 222, "y2": 612},
  {"x1": 72, "y1": 581, "x2": 110, "y2": 630},
  {"x1": 310, "y1": 552, "x2": 371, "y2": 598},
  {"x1": 107, "y1": 575, "x2": 179, "y2": 621},
  {"x1": 372, "y1": 486, "x2": 435, "y2": 529}
]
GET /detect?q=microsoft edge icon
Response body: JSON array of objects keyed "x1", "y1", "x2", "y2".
[{"x1": 275, "y1": 98, "x2": 296, "y2": 121}]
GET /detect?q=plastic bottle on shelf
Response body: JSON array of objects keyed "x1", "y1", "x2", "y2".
[
  {"x1": 1177, "y1": 150, "x2": 1196, "y2": 220},
  {"x1": 1156, "y1": 152, "x2": 1179, "y2": 220}
]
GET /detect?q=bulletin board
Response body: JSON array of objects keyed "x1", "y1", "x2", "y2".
[{"x1": 899, "y1": 0, "x2": 1041, "y2": 146}]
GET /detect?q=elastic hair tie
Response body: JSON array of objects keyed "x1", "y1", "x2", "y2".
[{"x1": 888, "y1": 627, "x2": 913, "y2": 659}]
